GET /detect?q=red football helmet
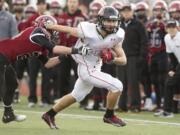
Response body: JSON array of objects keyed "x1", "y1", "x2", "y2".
[
  {"x1": 110, "y1": 1, "x2": 123, "y2": 11},
  {"x1": 89, "y1": 0, "x2": 106, "y2": 22},
  {"x1": 24, "y1": 5, "x2": 36, "y2": 14},
  {"x1": 89, "y1": 0, "x2": 105, "y2": 11},
  {"x1": 34, "y1": 15, "x2": 57, "y2": 28},
  {"x1": 50, "y1": 1, "x2": 61, "y2": 9},
  {"x1": 135, "y1": 2, "x2": 149, "y2": 11},
  {"x1": 153, "y1": 0, "x2": 167, "y2": 11},
  {"x1": 35, "y1": 15, "x2": 59, "y2": 42},
  {"x1": 12, "y1": 0, "x2": 26, "y2": 5},
  {"x1": 169, "y1": 1, "x2": 180, "y2": 13}
]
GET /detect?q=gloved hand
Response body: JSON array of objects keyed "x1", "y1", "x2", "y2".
[
  {"x1": 72, "y1": 46, "x2": 92, "y2": 55},
  {"x1": 100, "y1": 49, "x2": 114, "y2": 64}
]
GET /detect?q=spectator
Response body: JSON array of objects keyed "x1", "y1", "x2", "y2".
[
  {"x1": 117, "y1": 4, "x2": 148, "y2": 112},
  {"x1": 19, "y1": 0, "x2": 48, "y2": 107},
  {"x1": 24, "y1": 5, "x2": 36, "y2": 20},
  {"x1": 28, "y1": 0, "x2": 47, "y2": 108},
  {"x1": 0, "y1": 0, "x2": 18, "y2": 40},
  {"x1": 39, "y1": 0, "x2": 64, "y2": 106},
  {"x1": 146, "y1": 0, "x2": 168, "y2": 110},
  {"x1": 154, "y1": 20, "x2": 180, "y2": 117},
  {"x1": 134, "y1": 1, "x2": 152, "y2": 111},
  {"x1": 168, "y1": 1, "x2": 180, "y2": 22},
  {"x1": 0, "y1": 0, "x2": 18, "y2": 101},
  {"x1": 12, "y1": 0, "x2": 27, "y2": 104}
]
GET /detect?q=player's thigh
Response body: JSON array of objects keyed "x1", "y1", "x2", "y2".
[
  {"x1": 71, "y1": 78, "x2": 94, "y2": 102},
  {"x1": 88, "y1": 70, "x2": 123, "y2": 92},
  {"x1": 5, "y1": 65, "x2": 18, "y2": 90}
]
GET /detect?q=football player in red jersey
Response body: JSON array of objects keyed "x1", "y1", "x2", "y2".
[
  {"x1": 0, "y1": 15, "x2": 90, "y2": 124},
  {"x1": 168, "y1": 1, "x2": 180, "y2": 22},
  {"x1": 146, "y1": 0, "x2": 168, "y2": 110},
  {"x1": 18, "y1": 0, "x2": 47, "y2": 32}
]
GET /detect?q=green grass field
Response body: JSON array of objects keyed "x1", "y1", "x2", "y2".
[{"x1": 0, "y1": 97, "x2": 180, "y2": 135}]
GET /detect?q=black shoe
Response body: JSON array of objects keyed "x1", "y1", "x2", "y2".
[
  {"x1": 129, "y1": 106, "x2": 141, "y2": 113},
  {"x1": 2, "y1": 110, "x2": 16, "y2": 123},
  {"x1": 2, "y1": 109, "x2": 26, "y2": 123},
  {"x1": 42, "y1": 113, "x2": 59, "y2": 129}
]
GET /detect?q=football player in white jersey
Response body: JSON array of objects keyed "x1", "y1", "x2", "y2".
[{"x1": 42, "y1": 6, "x2": 127, "y2": 128}]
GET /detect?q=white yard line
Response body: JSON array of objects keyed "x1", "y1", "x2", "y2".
[{"x1": 8, "y1": 109, "x2": 180, "y2": 126}]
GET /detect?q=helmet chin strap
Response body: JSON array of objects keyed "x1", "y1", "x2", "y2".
[{"x1": 96, "y1": 25, "x2": 109, "y2": 38}]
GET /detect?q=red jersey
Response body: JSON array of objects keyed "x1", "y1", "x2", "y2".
[
  {"x1": 0, "y1": 26, "x2": 48, "y2": 63},
  {"x1": 58, "y1": 10, "x2": 87, "y2": 47},
  {"x1": 146, "y1": 20, "x2": 166, "y2": 55},
  {"x1": 18, "y1": 13, "x2": 40, "y2": 32}
]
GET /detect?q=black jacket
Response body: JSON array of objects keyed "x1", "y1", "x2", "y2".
[{"x1": 120, "y1": 18, "x2": 148, "y2": 58}]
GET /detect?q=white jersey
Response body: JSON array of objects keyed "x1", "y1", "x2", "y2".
[
  {"x1": 164, "y1": 32, "x2": 180, "y2": 63},
  {"x1": 72, "y1": 21, "x2": 125, "y2": 68}
]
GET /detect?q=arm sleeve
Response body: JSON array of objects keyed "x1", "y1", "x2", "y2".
[{"x1": 30, "y1": 27, "x2": 55, "y2": 51}]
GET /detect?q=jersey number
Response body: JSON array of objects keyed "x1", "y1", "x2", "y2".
[{"x1": 16, "y1": 51, "x2": 41, "y2": 60}]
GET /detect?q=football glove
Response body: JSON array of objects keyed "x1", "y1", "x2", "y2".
[{"x1": 72, "y1": 46, "x2": 92, "y2": 56}]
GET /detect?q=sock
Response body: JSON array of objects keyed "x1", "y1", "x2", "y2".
[
  {"x1": 104, "y1": 109, "x2": 114, "y2": 118},
  {"x1": 47, "y1": 108, "x2": 57, "y2": 118}
]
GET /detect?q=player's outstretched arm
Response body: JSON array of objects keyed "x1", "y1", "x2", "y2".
[
  {"x1": 46, "y1": 24, "x2": 79, "y2": 38},
  {"x1": 112, "y1": 43, "x2": 127, "y2": 65},
  {"x1": 52, "y1": 46, "x2": 72, "y2": 54},
  {"x1": 52, "y1": 45, "x2": 91, "y2": 56},
  {"x1": 44, "y1": 56, "x2": 60, "y2": 68}
]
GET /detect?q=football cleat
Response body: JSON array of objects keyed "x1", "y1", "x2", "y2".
[
  {"x1": 42, "y1": 113, "x2": 59, "y2": 129},
  {"x1": 103, "y1": 115, "x2": 126, "y2": 127},
  {"x1": 2, "y1": 110, "x2": 26, "y2": 123}
]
